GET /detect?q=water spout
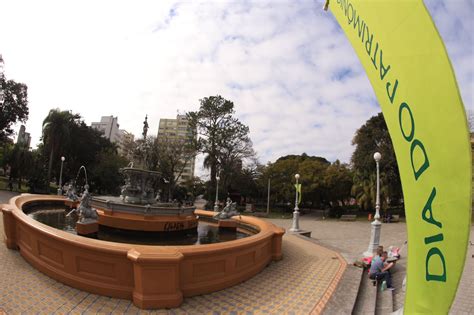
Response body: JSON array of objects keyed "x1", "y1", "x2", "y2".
[
  {"x1": 75, "y1": 166, "x2": 88, "y2": 187},
  {"x1": 65, "y1": 208, "x2": 77, "y2": 217},
  {"x1": 127, "y1": 162, "x2": 134, "y2": 168}
]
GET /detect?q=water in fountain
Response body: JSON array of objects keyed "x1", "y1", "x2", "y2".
[{"x1": 25, "y1": 202, "x2": 249, "y2": 245}]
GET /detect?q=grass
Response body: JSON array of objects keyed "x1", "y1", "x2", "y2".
[
  {"x1": 0, "y1": 176, "x2": 58, "y2": 194},
  {"x1": 0, "y1": 176, "x2": 30, "y2": 193}
]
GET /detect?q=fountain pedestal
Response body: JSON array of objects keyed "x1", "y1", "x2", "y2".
[
  {"x1": 76, "y1": 221, "x2": 99, "y2": 235},
  {"x1": 65, "y1": 200, "x2": 80, "y2": 208},
  {"x1": 218, "y1": 219, "x2": 238, "y2": 230}
]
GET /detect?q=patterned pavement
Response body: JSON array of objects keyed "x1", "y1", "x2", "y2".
[{"x1": 0, "y1": 197, "x2": 345, "y2": 314}]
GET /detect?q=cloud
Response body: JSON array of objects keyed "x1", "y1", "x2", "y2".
[{"x1": 0, "y1": 0, "x2": 472, "y2": 177}]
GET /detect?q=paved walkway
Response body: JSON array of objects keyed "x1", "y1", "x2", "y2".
[
  {"x1": 1, "y1": 191, "x2": 472, "y2": 314},
  {"x1": 266, "y1": 213, "x2": 474, "y2": 314}
]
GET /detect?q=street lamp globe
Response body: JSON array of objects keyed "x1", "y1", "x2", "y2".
[
  {"x1": 216, "y1": 176, "x2": 220, "y2": 181},
  {"x1": 295, "y1": 174, "x2": 300, "y2": 180},
  {"x1": 61, "y1": 156, "x2": 65, "y2": 162},
  {"x1": 373, "y1": 152, "x2": 381, "y2": 162}
]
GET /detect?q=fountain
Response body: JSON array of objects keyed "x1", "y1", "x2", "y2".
[
  {"x1": 0, "y1": 115, "x2": 285, "y2": 309},
  {"x1": 58, "y1": 117, "x2": 197, "y2": 235},
  {"x1": 89, "y1": 169, "x2": 198, "y2": 233}
]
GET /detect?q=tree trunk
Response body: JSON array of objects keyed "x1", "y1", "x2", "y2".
[
  {"x1": 210, "y1": 158, "x2": 217, "y2": 186},
  {"x1": 47, "y1": 148, "x2": 54, "y2": 185}
]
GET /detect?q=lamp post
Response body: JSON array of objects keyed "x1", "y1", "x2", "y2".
[
  {"x1": 289, "y1": 174, "x2": 301, "y2": 232},
  {"x1": 266, "y1": 177, "x2": 271, "y2": 215},
  {"x1": 214, "y1": 175, "x2": 220, "y2": 212},
  {"x1": 57, "y1": 156, "x2": 65, "y2": 195},
  {"x1": 363, "y1": 152, "x2": 382, "y2": 257}
]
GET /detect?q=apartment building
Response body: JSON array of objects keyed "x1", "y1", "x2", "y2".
[
  {"x1": 157, "y1": 114, "x2": 196, "y2": 185},
  {"x1": 90, "y1": 116, "x2": 131, "y2": 155},
  {"x1": 16, "y1": 125, "x2": 31, "y2": 148}
]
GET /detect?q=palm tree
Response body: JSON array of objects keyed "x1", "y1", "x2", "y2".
[
  {"x1": 42, "y1": 109, "x2": 80, "y2": 184},
  {"x1": 351, "y1": 174, "x2": 375, "y2": 211},
  {"x1": 352, "y1": 171, "x2": 390, "y2": 213}
]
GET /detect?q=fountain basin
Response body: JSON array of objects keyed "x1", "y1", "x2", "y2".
[
  {"x1": 1, "y1": 194, "x2": 285, "y2": 309},
  {"x1": 91, "y1": 196, "x2": 198, "y2": 232}
]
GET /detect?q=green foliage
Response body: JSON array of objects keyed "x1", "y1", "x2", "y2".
[
  {"x1": 187, "y1": 95, "x2": 254, "y2": 201},
  {"x1": 156, "y1": 134, "x2": 197, "y2": 200},
  {"x1": 257, "y1": 154, "x2": 352, "y2": 210},
  {"x1": 183, "y1": 176, "x2": 206, "y2": 199},
  {"x1": 25, "y1": 149, "x2": 49, "y2": 193},
  {"x1": 89, "y1": 148, "x2": 128, "y2": 195},
  {"x1": 351, "y1": 112, "x2": 403, "y2": 210},
  {"x1": 324, "y1": 160, "x2": 354, "y2": 205},
  {"x1": 0, "y1": 57, "x2": 29, "y2": 144},
  {"x1": 42, "y1": 109, "x2": 81, "y2": 182},
  {"x1": 126, "y1": 133, "x2": 198, "y2": 201},
  {"x1": 2, "y1": 142, "x2": 31, "y2": 190},
  {"x1": 39, "y1": 109, "x2": 126, "y2": 195}
]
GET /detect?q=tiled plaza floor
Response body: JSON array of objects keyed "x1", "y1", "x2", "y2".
[
  {"x1": 267, "y1": 214, "x2": 474, "y2": 314},
  {"x1": 0, "y1": 193, "x2": 345, "y2": 314}
]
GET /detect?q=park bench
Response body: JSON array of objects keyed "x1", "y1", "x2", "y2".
[
  {"x1": 340, "y1": 214, "x2": 357, "y2": 221},
  {"x1": 383, "y1": 214, "x2": 401, "y2": 223},
  {"x1": 391, "y1": 215, "x2": 400, "y2": 222}
]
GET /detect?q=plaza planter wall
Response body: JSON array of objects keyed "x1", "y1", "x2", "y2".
[{"x1": 1, "y1": 194, "x2": 284, "y2": 309}]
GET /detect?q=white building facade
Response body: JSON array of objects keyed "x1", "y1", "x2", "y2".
[
  {"x1": 157, "y1": 114, "x2": 196, "y2": 185},
  {"x1": 90, "y1": 116, "x2": 130, "y2": 154}
]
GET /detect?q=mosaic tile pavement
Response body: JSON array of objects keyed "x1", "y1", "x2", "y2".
[{"x1": 0, "y1": 211, "x2": 345, "y2": 314}]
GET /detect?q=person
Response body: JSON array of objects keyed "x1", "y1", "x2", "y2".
[{"x1": 369, "y1": 250, "x2": 395, "y2": 290}]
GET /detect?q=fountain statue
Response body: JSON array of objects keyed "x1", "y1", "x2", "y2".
[
  {"x1": 214, "y1": 197, "x2": 240, "y2": 220},
  {"x1": 65, "y1": 183, "x2": 79, "y2": 202},
  {"x1": 119, "y1": 116, "x2": 161, "y2": 205},
  {"x1": 77, "y1": 185, "x2": 98, "y2": 223}
]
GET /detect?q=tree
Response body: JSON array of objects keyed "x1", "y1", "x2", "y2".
[
  {"x1": 187, "y1": 95, "x2": 254, "y2": 200},
  {"x1": 42, "y1": 109, "x2": 80, "y2": 183},
  {"x1": 152, "y1": 135, "x2": 197, "y2": 201},
  {"x1": 4, "y1": 142, "x2": 33, "y2": 190},
  {"x1": 39, "y1": 109, "x2": 125, "y2": 194},
  {"x1": 351, "y1": 113, "x2": 403, "y2": 210},
  {"x1": 125, "y1": 132, "x2": 198, "y2": 201},
  {"x1": 24, "y1": 147, "x2": 49, "y2": 193},
  {"x1": 260, "y1": 154, "x2": 332, "y2": 210},
  {"x1": 323, "y1": 160, "x2": 353, "y2": 206},
  {"x1": 89, "y1": 148, "x2": 128, "y2": 195},
  {"x1": 467, "y1": 109, "x2": 474, "y2": 132},
  {"x1": 218, "y1": 129, "x2": 255, "y2": 196},
  {"x1": 0, "y1": 55, "x2": 29, "y2": 144}
]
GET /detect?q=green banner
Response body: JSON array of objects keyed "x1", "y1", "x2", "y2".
[
  {"x1": 329, "y1": 0, "x2": 471, "y2": 313},
  {"x1": 294, "y1": 183, "x2": 302, "y2": 204}
]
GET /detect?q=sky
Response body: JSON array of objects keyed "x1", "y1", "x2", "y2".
[{"x1": 0, "y1": 0, "x2": 473, "y2": 177}]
